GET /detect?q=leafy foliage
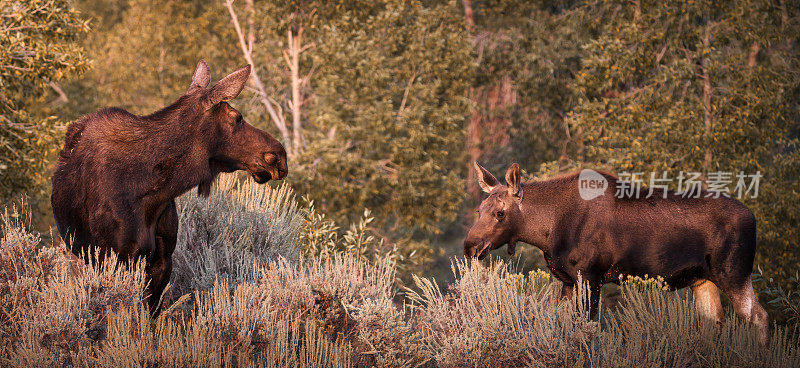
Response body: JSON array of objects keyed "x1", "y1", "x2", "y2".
[
  {"x1": 289, "y1": 0, "x2": 473, "y2": 235},
  {"x1": 464, "y1": 0, "x2": 594, "y2": 180},
  {"x1": 562, "y1": 0, "x2": 800, "y2": 282},
  {"x1": 301, "y1": 198, "x2": 436, "y2": 284},
  {"x1": 754, "y1": 266, "x2": 800, "y2": 326},
  {"x1": 62, "y1": 0, "x2": 237, "y2": 117},
  {"x1": 54, "y1": 0, "x2": 474, "y2": 258},
  {"x1": 0, "y1": 0, "x2": 88, "y2": 204}
]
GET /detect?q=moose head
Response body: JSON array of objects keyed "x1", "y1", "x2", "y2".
[
  {"x1": 185, "y1": 60, "x2": 287, "y2": 193},
  {"x1": 464, "y1": 162, "x2": 524, "y2": 259}
]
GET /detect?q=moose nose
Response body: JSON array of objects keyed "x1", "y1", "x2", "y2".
[
  {"x1": 276, "y1": 160, "x2": 288, "y2": 180},
  {"x1": 463, "y1": 238, "x2": 479, "y2": 258},
  {"x1": 276, "y1": 168, "x2": 287, "y2": 180}
]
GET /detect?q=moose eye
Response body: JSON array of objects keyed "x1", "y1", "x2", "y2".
[{"x1": 496, "y1": 210, "x2": 505, "y2": 219}]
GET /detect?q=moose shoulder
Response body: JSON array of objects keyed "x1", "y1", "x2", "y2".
[
  {"x1": 51, "y1": 60, "x2": 287, "y2": 314},
  {"x1": 464, "y1": 162, "x2": 768, "y2": 343}
]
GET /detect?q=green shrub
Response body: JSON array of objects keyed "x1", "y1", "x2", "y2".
[
  {"x1": 754, "y1": 266, "x2": 800, "y2": 326},
  {"x1": 301, "y1": 198, "x2": 436, "y2": 285},
  {"x1": 171, "y1": 174, "x2": 303, "y2": 300}
]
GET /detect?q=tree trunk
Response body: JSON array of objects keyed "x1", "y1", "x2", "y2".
[
  {"x1": 246, "y1": 0, "x2": 255, "y2": 53},
  {"x1": 463, "y1": 0, "x2": 481, "y2": 202},
  {"x1": 287, "y1": 28, "x2": 304, "y2": 154},
  {"x1": 225, "y1": 0, "x2": 293, "y2": 156},
  {"x1": 49, "y1": 81, "x2": 68, "y2": 106},
  {"x1": 462, "y1": 0, "x2": 475, "y2": 31},
  {"x1": 466, "y1": 92, "x2": 483, "y2": 202},
  {"x1": 747, "y1": 41, "x2": 759, "y2": 68},
  {"x1": 701, "y1": 25, "x2": 714, "y2": 186},
  {"x1": 780, "y1": 0, "x2": 791, "y2": 47}
]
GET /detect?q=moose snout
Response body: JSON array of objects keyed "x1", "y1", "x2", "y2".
[
  {"x1": 463, "y1": 237, "x2": 481, "y2": 258},
  {"x1": 275, "y1": 167, "x2": 288, "y2": 180},
  {"x1": 263, "y1": 152, "x2": 288, "y2": 180}
]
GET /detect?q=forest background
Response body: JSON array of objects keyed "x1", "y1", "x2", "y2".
[{"x1": 2, "y1": 0, "x2": 798, "y2": 318}]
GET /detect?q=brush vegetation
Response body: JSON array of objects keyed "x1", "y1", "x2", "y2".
[{"x1": 1, "y1": 179, "x2": 798, "y2": 367}]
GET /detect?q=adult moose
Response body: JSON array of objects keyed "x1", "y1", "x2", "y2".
[
  {"x1": 464, "y1": 162, "x2": 768, "y2": 343},
  {"x1": 51, "y1": 60, "x2": 287, "y2": 314}
]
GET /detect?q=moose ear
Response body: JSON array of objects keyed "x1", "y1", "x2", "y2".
[
  {"x1": 208, "y1": 64, "x2": 251, "y2": 106},
  {"x1": 189, "y1": 60, "x2": 211, "y2": 91},
  {"x1": 474, "y1": 161, "x2": 499, "y2": 193},
  {"x1": 505, "y1": 163, "x2": 522, "y2": 200}
]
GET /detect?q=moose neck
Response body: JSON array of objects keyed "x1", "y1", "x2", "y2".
[
  {"x1": 138, "y1": 97, "x2": 215, "y2": 199},
  {"x1": 513, "y1": 182, "x2": 562, "y2": 254}
]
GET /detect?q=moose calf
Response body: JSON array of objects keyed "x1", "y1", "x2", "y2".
[
  {"x1": 51, "y1": 60, "x2": 287, "y2": 314},
  {"x1": 464, "y1": 162, "x2": 768, "y2": 344}
]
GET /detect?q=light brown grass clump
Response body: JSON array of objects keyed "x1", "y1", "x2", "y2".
[
  {"x1": 124, "y1": 252, "x2": 396, "y2": 367},
  {"x1": 2, "y1": 185, "x2": 799, "y2": 367},
  {"x1": 0, "y1": 208, "x2": 366, "y2": 367},
  {"x1": 89, "y1": 251, "x2": 392, "y2": 367},
  {"x1": 96, "y1": 282, "x2": 352, "y2": 368},
  {"x1": 407, "y1": 260, "x2": 598, "y2": 367},
  {"x1": 601, "y1": 276, "x2": 800, "y2": 368},
  {"x1": 0, "y1": 207, "x2": 147, "y2": 367},
  {"x1": 406, "y1": 259, "x2": 800, "y2": 368}
]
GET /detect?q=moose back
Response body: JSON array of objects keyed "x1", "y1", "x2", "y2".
[{"x1": 51, "y1": 60, "x2": 287, "y2": 313}]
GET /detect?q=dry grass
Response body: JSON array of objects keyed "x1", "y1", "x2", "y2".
[
  {"x1": 406, "y1": 261, "x2": 599, "y2": 367},
  {"x1": 407, "y1": 261, "x2": 800, "y2": 368},
  {"x1": 1, "y1": 183, "x2": 799, "y2": 367},
  {"x1": 1, "y1": 206, "x2": 148, "y2": 366},
  {"x1": 0, "y1": 208, "x2": 365, "y2": 367}
]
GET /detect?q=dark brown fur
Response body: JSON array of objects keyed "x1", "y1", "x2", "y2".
[
  {"x1": 51, "y1": 61, "x2": 287, "y2": 314},
  {"x1": 465, "y1": 162, "x2": 768, "y2": 343}
]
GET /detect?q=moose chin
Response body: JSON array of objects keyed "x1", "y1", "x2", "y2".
[
  {"x1": 464, "y1": 162, "x2": 769, "y2": 345},
  {"x1": 51, "y1": 60, "x2": 287, "y2": 315}
]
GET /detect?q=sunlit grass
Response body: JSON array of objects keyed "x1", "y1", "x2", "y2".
[{"x1": 1, "y1": 183, "x2": 798, "y2": 367}]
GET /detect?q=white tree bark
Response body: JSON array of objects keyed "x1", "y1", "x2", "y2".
[
  {"x1": 225, "y1": 0, "x2": 293, "y2": 156},
  {"x1": 283, "y1": 28, "x2": 310, "y2": 154}
]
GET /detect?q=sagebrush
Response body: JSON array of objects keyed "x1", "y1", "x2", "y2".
[{"x1": 1, "y1": 182, "x2": 798, "y2": 367}]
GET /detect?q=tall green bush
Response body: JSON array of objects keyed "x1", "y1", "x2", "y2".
[{"x1": 0, "y1": 0, "x2": 88, "y2": 205}]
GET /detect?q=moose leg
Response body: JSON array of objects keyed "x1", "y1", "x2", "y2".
[
  {"x1": 127, "y1": 214, "x2": 156, "y2": 264},
  {"x1": 548, "y1": 263, "x2": 576, "y2": 301},
  {"x1": 588, "y1": 282, "x2": 602, "y2": 319},
  {"x1": 146, "y1": 239, "x2": 173, "y2": 315},
  {"x1": 691, "y1": 279, "x2": 723, "y2": 323},
  {"x1": 560, "y1": 283, "x2": 575, "y2": 300},
  {"x1": 146, "y1": 200, "x2": 178, "y2": 316},
  {"x1": 725, "y1": 278, "x2": 769, "y2": 345}
]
